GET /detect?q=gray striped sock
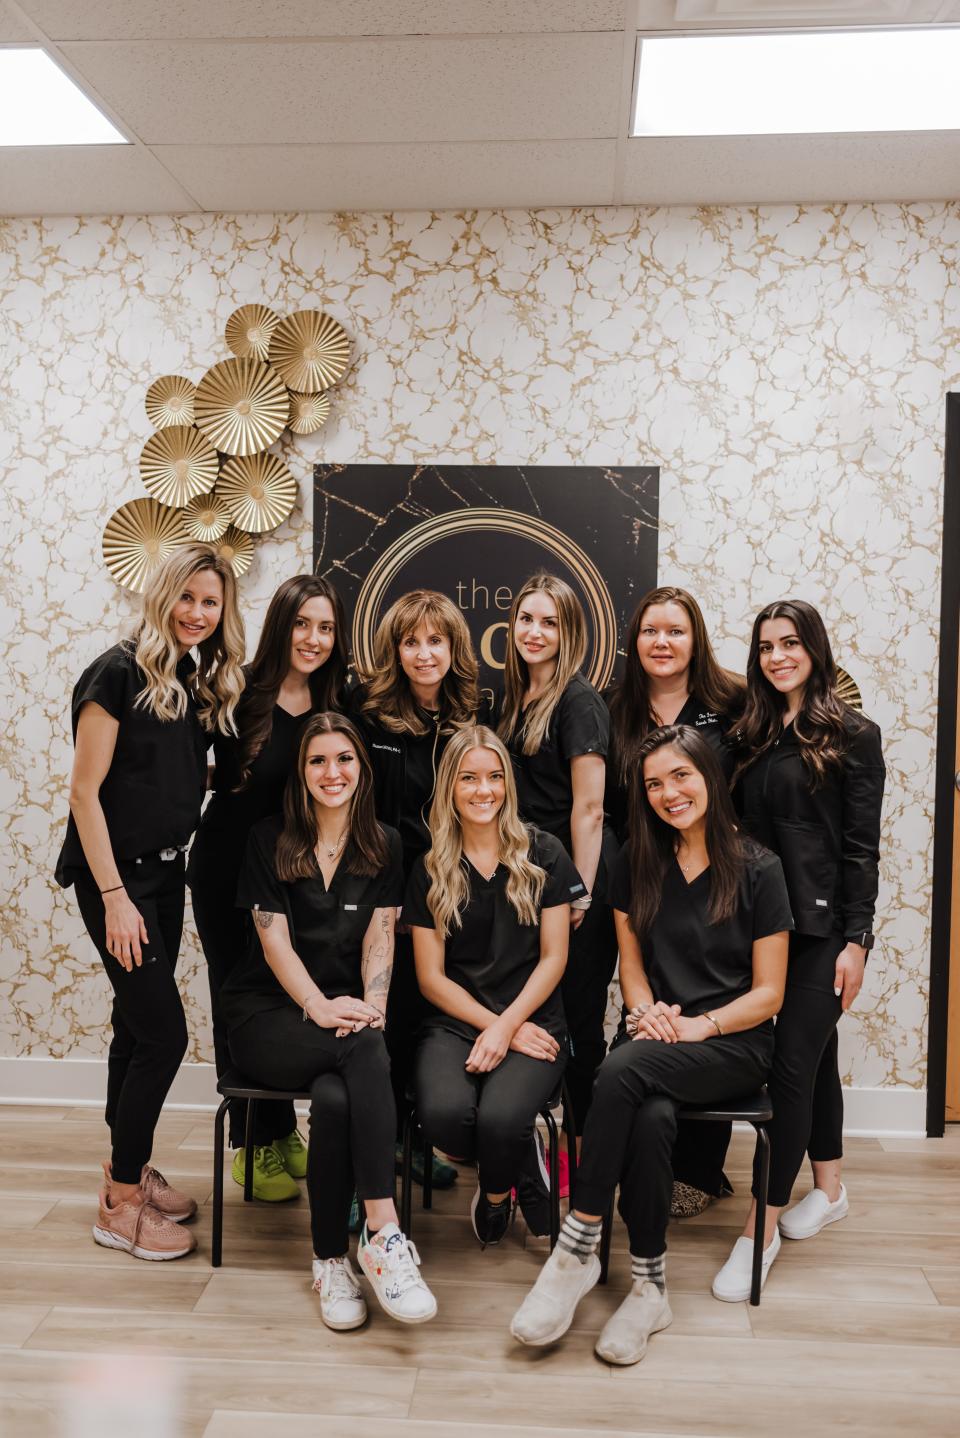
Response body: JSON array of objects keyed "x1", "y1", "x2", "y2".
[
  {"x1": 558, "y1": 1212, "x2": 602, "y2": 1264},
  {"x1": 631, "y1": 1251, "x2": 666, "y2": 1293}
]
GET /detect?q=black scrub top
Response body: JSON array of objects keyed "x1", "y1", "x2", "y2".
[
  {"x1": 609, "y1": 837, "x2": 793, "y2": 1038},
  {"x1": 187, "y1": 701, "x2": 314, "y2": 893},
  {"x1": 220, "y1": 817, "x2": 405, "y2": 1032},
  {"x1": 734, "y1": 712, "x2": 884, "y2": 940},
  {"x1": 55, "y1": 642, "x2": 207, "y2": 887},
  {"x1": 403, "y1": 828, "x2": 584, "y2": 1042},
  {"x1": 504, "y1": 672, "x2": 609, "y2": 857}
]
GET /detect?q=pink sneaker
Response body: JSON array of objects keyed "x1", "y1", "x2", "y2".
[
  {"x1": 93, "y1": 1185, "x2": 196, "y2": 1262},
  {"x1": 139, "y1": 1165, "x2": 198, "y2": 1223}
]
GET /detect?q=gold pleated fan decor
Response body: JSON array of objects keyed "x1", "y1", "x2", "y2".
[
  {"x1": 105, "y1": 299, "x2": 350, "y2": 590},
  {"x1": 836, "y1": 667, "x2": 863, "y2": 711}
]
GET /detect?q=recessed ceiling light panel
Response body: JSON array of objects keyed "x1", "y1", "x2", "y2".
[{"x1": 0, "y1": 47, "x2": 126, "y2": 145}]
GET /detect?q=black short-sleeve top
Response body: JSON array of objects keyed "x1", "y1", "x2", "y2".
[
  {"x1": 504, "y1": 672, "x2": 609, "y2": 855},
  {"x1": 402, "y1": 827, "x2": 585, "y2": 1042},
  {"x1": 220, "y1": 817, "x2": 405, "y2": 1032},
  {"x1": 609, "y1": 837, "x2": 793, "y2": 1035},
  {"x1": 55, "y1": 642, "x2": 208, "y2": 887}
]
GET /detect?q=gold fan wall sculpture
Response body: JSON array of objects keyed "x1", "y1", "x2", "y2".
[
  {"x1": 288, "y1": 390, "x2": 331, "y2": 436},
  {"x1": 182, "y1": 490, "x2": 232, "y2": 543},
  {"x1": 225, "y1": 303, "x2": 281, "y2": 362},
  {"x1": 194, "y1": 357, "x2": 290, "y2": 456},
  {"x1": 836, "y1": 667, "x2": 863, "y2": 711},
  {"x1": 103, "y1": 498, "x2": 189, "y2": 593},
  {"x1": 145, "y1": 375, "x2": 196, "y2": 429},
  {"x1": 213, "y1": 526, "x2": 255, "y2": 577},
  {"x1": 140, "y1": 425, "x2": 219, "y2": 507},
  {"x1": 268, "y1": 310, "x2": 350, "y2": 393},
  {"x1": 218, "y1": 452, "x2": 297, "y2": 533}
]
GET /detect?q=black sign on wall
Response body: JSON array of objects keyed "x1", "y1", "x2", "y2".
[{"x1": 313, "y1": 465, "x2": 659, "y2": 702}]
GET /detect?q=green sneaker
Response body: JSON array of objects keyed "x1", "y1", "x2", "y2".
[
  {"x1": 231, "y1": 1145, "x2": 300, "y2": 1202},
  {"x1": 273, "y1": 1129, "x2": 308, "y2": 1180},
  {"x1": 394, "y1": 1141, "x2": 458, "y2": 1190}
]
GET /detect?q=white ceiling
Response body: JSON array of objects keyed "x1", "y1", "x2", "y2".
[{"x1": 1, "y1": 0, "x2": 959, "y2": 214}]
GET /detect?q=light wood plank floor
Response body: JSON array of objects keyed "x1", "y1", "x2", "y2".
[{"x1": 0, "y1": 1104, "x2": 958, "y2": 1437}]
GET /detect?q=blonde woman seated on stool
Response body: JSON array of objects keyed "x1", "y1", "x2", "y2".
[{"x1": 510, "y1": 725, "x2": 789, "y2": 1364}]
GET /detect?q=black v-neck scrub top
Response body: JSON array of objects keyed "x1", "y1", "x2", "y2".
[
  {"x1": 55, "y1": 642, "x2": 208, "y2": 887},
  {"x1": 220, "y1": 816, "x2": 405, "y2": 1032},
  {"x1": 609, "y1": 837, "x2": 793, "y2": 1040},
  {"x1": 504, "y1": 672, "x2": 609, "y2": 856},
  {"x1": 402, "y1": 827, "x2": 585, "y2": 1042}
]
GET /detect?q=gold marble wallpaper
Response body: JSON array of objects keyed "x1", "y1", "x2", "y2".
[{"x1": 1, "y1": 204, "x2": 956, "y2": 1094}]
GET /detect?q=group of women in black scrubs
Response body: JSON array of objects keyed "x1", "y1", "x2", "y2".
[{"x1": 57, "y1": 545, "x2": 884, "y2": 1355}]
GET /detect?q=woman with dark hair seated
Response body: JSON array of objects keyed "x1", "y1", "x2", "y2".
[{"x1": 510, "y1": 725, "x2": 789, "y2": 1365}]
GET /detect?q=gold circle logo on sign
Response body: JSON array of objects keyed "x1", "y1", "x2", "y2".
[{"x1": 352, "y1": 508, "x2": 618, "y2": 690}]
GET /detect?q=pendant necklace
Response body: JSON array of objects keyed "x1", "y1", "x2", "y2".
[{"x1": 319, "y1": 831, "x2": 347, "y2": 861}]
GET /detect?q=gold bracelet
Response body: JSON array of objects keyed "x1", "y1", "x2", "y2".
[{"x1": 703, "y1": 1011, "x2": 723, "y2": 1038}]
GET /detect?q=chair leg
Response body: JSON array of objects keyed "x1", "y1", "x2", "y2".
[
  {"x1": 542, "y1": 1109, "x2": 561, "y2": 1249},
  {"x1": 598, "y1": 1200, "x2": 614, "y2": 1285},
  {"x1": 561, "y1": 1079, "x2": 578, "y2": 1199},
  {"x1": 243, "y1": 1098, "x2": 256, "y2": 1203},
  {"x1": 422, "y1": 1135, "x2": 433, "y2": 1211},
  {"x1": 212, "y1": 1097, "x2": 229, "y2": 1269},
  {"x1": 400, "y1": 1109, "x2": 414, "y2": 1236},
  {"x1": 751, "y1": 1124, "x2": 771, "y2": 1307}
]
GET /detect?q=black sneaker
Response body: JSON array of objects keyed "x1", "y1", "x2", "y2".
[
  {"x1": 516, "y1": 1130, "x2": 552, "y2": 1237},
  {"x1": 470, "y1": 1187, "x2": 513, "y2": 1247}
]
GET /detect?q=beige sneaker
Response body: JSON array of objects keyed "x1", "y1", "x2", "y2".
[
  {"x1": 93, "y1": 1179, "x2": 196, "y2": 1262},
  {"x1": 139, "y1": 1165, "x2": 198, "y2": 1223},
  {"x1": 594, "y1": 1280, "x2": 673, "y2": 1365}
]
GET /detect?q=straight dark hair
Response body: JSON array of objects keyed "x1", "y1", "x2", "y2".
[
  {"x1": 608, "y1": 586, "x2": 744, "y2": 789},
  {"x1": 626, "y1": 725, "x2": 745, "y2": 936},
  {"x1": 734, "y1": 598, "x2": 864, "y2": 788},
  {"x1": 275, "y1": 712, "x2": 388, "y2": 882},
  {"x1": 237, "y1": 575, "x2": 348, "y2": 787}
]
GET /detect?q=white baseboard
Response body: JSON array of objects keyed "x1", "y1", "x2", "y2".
[{"x1": 0, "y1": 1058, "x2": 931, "y2": 1136}]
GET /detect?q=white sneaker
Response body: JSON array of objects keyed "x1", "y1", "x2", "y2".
[
  {"x1": 779, "y1": 1184, "x2": 848, "y2": 1240},
  {"x1": 358, "y1": 1222, "x2": 437, "y2": 1324},
  {"x1": 595, "y1": 1280, "x2": 673, "y2": 1366},
  {"x1": 510, "y1": 1244, "x2": 601, "y2": 1347},
  {"x1": 712, "y1": 1228, "x2": 781, "y2": 1303},
  {"x1": 312, "y1": 1255, "x2": 368, "y2": 1331}
]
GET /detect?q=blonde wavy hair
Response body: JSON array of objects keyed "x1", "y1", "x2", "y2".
[
  {"x1": 424, "y1": 726, "x2": 545, "y2": 938},
  {"x1": 497, "y1": 573, "x2": 587, "y2": 755},
  {"x1": 133, "y1": 544, "x2": 245, "y2": 733},
  {"x1": 359, "y1": 589, "x2": 479, "y2": 736}
]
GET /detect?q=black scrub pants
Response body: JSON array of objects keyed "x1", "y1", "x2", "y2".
[
  {"x1": 190, "y1": 866, "x2": 295, "y2": 1148},
  {"x1": 74, "y1": 854, "x2": 190, "y2": 1185},
  {"x1": 384, "y1": 928, "x2": 428, "y2": 1135},
  {"x1": 573, "y1": 1032, "x2": 771, "y2": 1257},
  {"x1": 754, "y1": 931, "x2": 845, "y2": 1208},
  {"x1": 414, "y1": 1027, "x2": 566, "y2": 1193},
  {"x1": 563, "y1": 839, "x2": 619, "y2": 1133},
  {"x1": 228, "y1": 1009, "x2": 397, "y2": 1259}
]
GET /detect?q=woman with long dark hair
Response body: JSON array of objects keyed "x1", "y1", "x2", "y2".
[
  {"x1": 607, "y1": 585, "x2": 745, "y2": 1217},
  {"x1": 221, "y1": 713, "x2": 437, "y2": 1330},
  {"x1": 510, "y1": 726, "x2": 790, "y2": 1364},
  {"x1": 189, "y1": 574, "x2": 348, "y2": 1200},
  {"x1": 712, "y1": 600, "x2": 884, "y2": 1300},
  {"x1": 406, "y1": 727, "x2": 581, "y2": 1245},
  {"x1": 498, "y1": 573, "x2": 618, "y2": 1149},
  {"x1": 56, "y1": 544, "x2": 245, "y2": 1260}
]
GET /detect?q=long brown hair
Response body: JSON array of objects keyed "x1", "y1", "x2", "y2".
[
  {"x1": 359, "y1": 590, "x2": 479, "y2": 736},
  {"x1": 274, "y1": 712, "x2": 388, "y2": 881},
  {"x1": 626, "y1": 726, "x2": 745, "y2": 935},
  {"x1": 735, "y1": 599, "x2": 864, "y2": 787},
  {"x1": 497, "y1": 573, "x2": 588, "y2": 754},
  {"x1": 608, "y1": 586, "x2": 744, "y2": 789},
  {"x1": 237, "y1": 575, "x2": 347, "y2": 787}
]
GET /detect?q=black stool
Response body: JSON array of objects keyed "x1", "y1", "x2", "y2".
[
  {"x1": 598, "y1": 1090, "x2": 773, "y2": 1306},
  {"x1": 211, "y1": 1070, "x2": 309, "y2": 1268},
  {"x1": 399, "y1": 1076, "x2": 577, "y2": 1249}
]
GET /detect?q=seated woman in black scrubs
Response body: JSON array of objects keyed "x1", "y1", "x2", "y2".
[
  {"x1": 510, "y1": 726, "x2": 790, "y2": 1365},
  {"x1": 606, "y1": 584, "x2": 745, "y2": 1217},
  {"x1": 713, "y1": 599, "x2": 884, "y2": 1301},
  {"x1": 498, "y1": 572, "x2": 618, "y2": 1145},
  {"x1": 221, "y1": 712, "x2": 437, "y2": 1331},
  {"x1": 350, "y1": 589, "x2": 485, "y2": 1185},
  {"x1": 189, "y1": 574, "x2": 348, "y2": 1201},
  {"x1": 56, "y1": 544, "x2": 245, "y2": 1261},
  {"x1": 405, "y1": 727, "x2": 583, "y2": 1245}
]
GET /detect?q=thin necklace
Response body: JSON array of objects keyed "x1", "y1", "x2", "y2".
[{"x1": 318, "y1": 831, "x2": 347, "y2": 861}]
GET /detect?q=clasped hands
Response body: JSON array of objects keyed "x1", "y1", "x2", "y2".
[
  {"x1": 304, "y1": 993, "x2": 385, "y2": 1037},
  {"x1": 465, "y1": 1017, "x2": 560, "y2": 1073},
  {"x1": 626, "y1": 1001, "x2": 709, "y2": 1044}
]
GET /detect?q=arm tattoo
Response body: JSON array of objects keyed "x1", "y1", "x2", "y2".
[
  {"x1": 253, "y1": 909, "x2": 276, "y2": 930},
  {"x1": 366, "y1": 964, "x2": 393, "y2": 999}
]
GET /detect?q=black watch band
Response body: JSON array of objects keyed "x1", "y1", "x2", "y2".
[{"x1": 847, "y1": 930, "x2": 875, "y2": 951}]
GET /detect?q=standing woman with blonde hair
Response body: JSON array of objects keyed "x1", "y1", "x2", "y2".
[
  {"x1": 499, "y1": 573, "x2": 618, "y2": 1149},
  {"x1": 55, "y1": 544, "x2": 245, "y2": 1260},
  {"x1": 406, "y1": 727, "x2": 582, "y2": 1244},
  {"x1": 349, "y1": 590, "x2": 486, "y2": 1183}
]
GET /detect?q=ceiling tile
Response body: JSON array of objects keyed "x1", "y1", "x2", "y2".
[
  {"x1": 0, "y1": 144, "x2": 198, "y2": 214},
  {"x1": 58, "y1": 34, "x2": 623, "y2": 144},
  {"x1": 639, "y1": 0, "x2": 944, "y2": 25},
  {"x1": 21, "y1": 1, "x2": 627, "y2": 41},
  {"x1": 155, "y1": 139, "x2": 617, "y2": 211},
  {"x1": 621, "y1": 130, "x2": 960, "y2": 204},
  {"x1": 0, "y1": 0, "x2": 36, "y2": 41}
]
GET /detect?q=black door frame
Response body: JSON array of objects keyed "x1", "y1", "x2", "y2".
[{"x1": 927, "y1": 392, "x2": 960, "y2": 1135}]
